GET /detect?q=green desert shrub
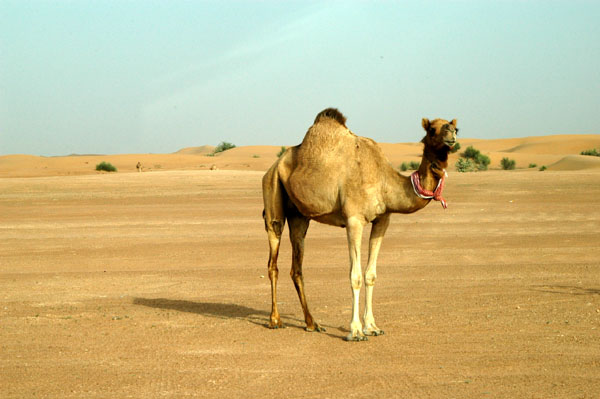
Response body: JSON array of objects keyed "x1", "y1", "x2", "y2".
[
  {"x1": 213, "y1": 141, "x2": 236, "y2": 154},
  {"x1": 529, "y1": 163, "x2": 537, "y2": 168},
  {"x1": 463, "y1": 146, "x2": 480, "y2": 159},
  {"x1": 277, "y1": 146, "x2": 287, "y2": 158},
  {"x1": 95, "y1": 161, "x2": 117, "y2": 172},
  {"x1": 455, "y1": 157, "x2": 475, "y2": 172},
  {"x1": 500, "y1": 157, "x2": 516, "y2": 170},
  {"x1": 581, "y1": 148, "x2": 600, "y2": 157},
  {"x1": 475, "y1": 154, "x2": 490, "y2": 170},
  {"x1": 461, "y1": 146, "x2": 490, "y2": 171},
  {"x1": 539, "y1": 165, "x2": 547, "y2": 171}
]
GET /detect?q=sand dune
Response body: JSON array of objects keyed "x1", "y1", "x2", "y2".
[
  {"x1": 479, "y1": 135, "x2": 600, "y2": 155},
  {"x1": 174, "y1": 145, "x2": 215, "y2": 155},
  {"x1": 1, "y1": 134, "x2": 598, "y2": 178},
  {"x1": 548, "y1": 154, "x2": 600, "y2": 170}
]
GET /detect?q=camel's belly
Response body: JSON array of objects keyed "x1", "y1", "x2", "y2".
[{"x1": 312, "y1": 213, "x2": 347, "y2": 227}]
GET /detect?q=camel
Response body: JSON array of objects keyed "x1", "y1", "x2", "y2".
[{"x1": 262, "y1": 108, "x2": 457, "y2": 341}]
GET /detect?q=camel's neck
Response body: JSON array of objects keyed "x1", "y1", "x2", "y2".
[
  {"x1": 417, "y1": 145, "x2": 449, "y2": 191},
  {"x1": 384, "y1": 145, "x2": 449, "y2": 214}
]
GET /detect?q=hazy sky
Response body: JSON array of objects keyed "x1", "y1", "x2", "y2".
[{"x1": 1, "y1": 0, "x2": 599, "y2": 156}]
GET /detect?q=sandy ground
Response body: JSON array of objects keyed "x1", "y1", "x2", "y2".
[{"x1": 1, "y1": 135, "x2": 600, "y2": 398}]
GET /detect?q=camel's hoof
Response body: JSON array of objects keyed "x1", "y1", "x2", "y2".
[
  {"x1": 305, "y1": 324, "x2": 326, "y2": 333},
  {"x1": 267, "y1": 321, "x2": 283, "y2": 329},
  {"x1": 364, "y1": 329, "x2": 385, "y2": 336},
  {"x1": 344, "y1": 333, "x2": 368, "y2": 342}
]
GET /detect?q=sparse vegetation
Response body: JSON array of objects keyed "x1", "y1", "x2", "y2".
[
  {"x1": 450, "y1": 142, "x2": 461, "y2": 153},
  {"x1": 210, "y1": 141, "x2": 236, "y2": 156},
  {"x1": 539, "y1": 165, "x2": 547, "y2": 171},
  {"x1": 455, "y1": 157, "x2": 475, "y2": 172},
  {"x1": 277, "y1": 146, "x2": 287, "y2": 158},
  {"x1": 400, "y1": 161, "x2": 420, "y2": 172},
  {"x1": 463, "y1": 146, "x2": 480, "y2": 159},
  {"x1": 475, "y1": 155, "x2": 490, "y2": 171},
  {"x1": 460, "y1": 146, "x2": 490, "y2": 171},
  {"x1": 529, "y1": 163, "x2": 537, "y2": 168},
  {"x1": 500, "y1": 157, "x2": 516, "y2": 170},
  {"x1": 252, "y1": 154, "x2": 260, "y2": 158},
  {"x1": 95, "y1": 161, "x2": 117, "y2": 172},
  {"x1": 581, "y1": 148, "x2": 600, "y2": 157}
]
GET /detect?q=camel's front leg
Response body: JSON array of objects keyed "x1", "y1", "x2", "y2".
[
  {"x1": 345, "y1": 217, "x2": 367, "y2": 341},
  {"x1": 363, "y1": 214, "x2": 390, "y2": 336}
]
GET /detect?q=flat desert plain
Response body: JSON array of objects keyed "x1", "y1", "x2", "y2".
[{"x1": 1, "y1": 135, "x2": 600, "y2": 398}]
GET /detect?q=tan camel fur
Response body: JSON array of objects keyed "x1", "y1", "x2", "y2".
[{"x1": 262, "y1": 108, "x2": 458, "y2": 341}]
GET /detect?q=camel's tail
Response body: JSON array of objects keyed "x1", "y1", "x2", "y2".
[{"x1": 314, "y1": 108, "x2": 347, "y2": 127}]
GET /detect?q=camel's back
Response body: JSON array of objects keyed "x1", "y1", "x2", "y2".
[
  {"x1": 298, "y1": 118, "x2": 357, "y2": 164},
  {"x1": 297, "y1": 108, "x2": 356, "y2": 159},
  {"x1": 279, "y1": 111, "x2": 390, "y2": 219}
]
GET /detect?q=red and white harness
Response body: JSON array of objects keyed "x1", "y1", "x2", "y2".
[{"x1": 410, "y1": 170, "x2": 448, "y2": 209}]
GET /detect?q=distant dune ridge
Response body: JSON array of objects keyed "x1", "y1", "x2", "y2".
[
  {"x1": 0, "y1": 134, "x2": 598, "y2": 178},
  {"x1": 174, "y1": 145, "x2": 215, "y2": 155}
]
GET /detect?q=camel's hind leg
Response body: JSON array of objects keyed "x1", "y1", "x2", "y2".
[
  {"x1": 266, "y1": 222, "x2": 284, "y2": 328},
  {"x1": 288, "y1": 214, "x2": 325, "y2": 332},
  {"x1": 262, "y1": 165, "x2": 286, "y2": 329}
]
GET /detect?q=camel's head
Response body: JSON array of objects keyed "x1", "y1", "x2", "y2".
[{"x1": 421, "y1": 118, "x2": 458, "y2": 151}]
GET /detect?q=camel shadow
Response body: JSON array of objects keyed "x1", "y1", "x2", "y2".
[
  {"x1": 133, "y1": 297, "x2": 304, "y2": 330},
  {"x1": 530, "y1": 285, "x2": 600, "y2": 296},
  {"x1": 132, "y1": 297, "x2": 346, "y2": 338},
  {"x1": 132, "y1": 297, "x2": 271, "y2": 327}
]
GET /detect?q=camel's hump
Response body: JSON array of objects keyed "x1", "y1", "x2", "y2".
[{"x1": 314, "y1": 108, "x2": 347, "y2": 127}]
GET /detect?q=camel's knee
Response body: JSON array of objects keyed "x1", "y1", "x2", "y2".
[
  {"x1": 351, "y1": 274, "x2": 363, "y2": 290},
  {"x1": 365, "y1": 270, "x2": 377, "y2": 286},
  {"x1": 268, "y1": 243, "x2": 280, "y2": 269},
  {"x1": 267, "y1": 227, "x2": 283, "y2": 252},
  {"x1": 265, "y1": 217, "x2": 285, "y2": 236},
  {"x1": 290, "y1": 267, "x2": 304, "y2": 282},
  {"x1": 267, "y1": 231, "x2": 281, "y2": 275},
  {"x1": 268, "y1": 266, "x2": 279, "y2": 281}
]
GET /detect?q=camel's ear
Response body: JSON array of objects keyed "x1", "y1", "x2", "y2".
[
  {"x1": 422, "y1": 118, "x2": 430, "y2": 131},
  {"x1": 450, "y1": 119, "x2": 457, "y2": 127}
]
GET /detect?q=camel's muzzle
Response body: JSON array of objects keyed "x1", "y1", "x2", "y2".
[{"x1": 444, "y1": 139, "x2": 457, "y2": 148}]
